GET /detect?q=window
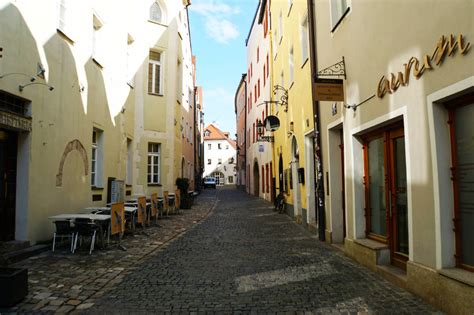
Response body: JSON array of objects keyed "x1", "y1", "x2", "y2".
[
  {"x1": 330, "y1": 0, "x2": 350, "y2": 32},
  {"x1": 150, "y1": 2, "x2": 163, "y2": 23},
  {"x1": 91, "y1": 129, "x2": 103, "y2": 187},
  {"x1": 229, "y1": 157, "x2": 234, "y2": 164},
  {"x1": 263, "y1": 65, "x2": 266, "y2": 86},
  {"x1": 176, "y1": 59, "x2": 182, "y2": 102},
  {"x1": 218, "y1": 158, "x2": 222, "y2": 164},
  {"x1": 226, "y1": 144, "x2": 229, "y2": 150},
  {"x1": 254, "y1": 85, "x2": 257, "y2": 103},
  {"x1": 266, "y1": 54, "x2": 269, "y2": 77},
  {"x1": 218, "y1": 143, "x2": 222, "y2": 149},
  {"x1": 300, "y1": 15, "x2": 309, "y2": 64},
  {"x1": 92, "y1": 14, "x2": 104, "y2": 67},
  {"x1": 147, "y1": 143, "x2": 161, "y2": 184},
  {"x1": 127, "y1": 34, "x2": 135, "y2": 87},
  {"x1": 289, "y1": 46, "x2": 294, "y2": 84},
  {"x1": 205, "y1": 130, "x2": 210, "y2": 137},
  {"x1": 447, "y1": 98, "x2": 474, "y2": 271},
  {"x1": 126, "y1": 138, "x2": 132, "y2": 185},
  {"x1": 257, "y1": 46, "x2": 259, "y2": 63},
  {"x1": 258, "y1": 79, "x2": 261, "y2": 98},
  {"x1": 279, "y1": 10, "x2": 283, "y2": 42},
  {"x1": 207, "y1": 159, "x2": 212, "y2": 165},
  {"x1": 148, "y1": 51, "x2": 162, "y2": 95},
  {"x1": 57, "y1": 0, "x2": 76, "y2": 40},
  {"x1": 228, "y1": 176, "x2": 234, "y2": 184}
]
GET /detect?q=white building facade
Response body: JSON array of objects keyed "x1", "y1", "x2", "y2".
[{"x1": 203, "y1": 124, "x2": 236, "y2": 186}]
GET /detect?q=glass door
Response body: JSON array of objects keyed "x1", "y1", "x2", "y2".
[{"x1": 389, "y1": 129, "x2": 409, "y2": 268}]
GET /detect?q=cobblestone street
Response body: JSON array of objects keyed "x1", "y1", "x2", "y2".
[{"x1": 2, "y1": 187, "x2": 440, "y2": 314}]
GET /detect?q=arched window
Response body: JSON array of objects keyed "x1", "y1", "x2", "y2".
[{"x1": 150, "y1": 2, "x2": 163, "y2": 23}]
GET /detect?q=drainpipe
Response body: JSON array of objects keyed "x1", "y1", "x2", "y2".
[{"x1": 307, "y1": 0, "x2": 326, "y2": 241}]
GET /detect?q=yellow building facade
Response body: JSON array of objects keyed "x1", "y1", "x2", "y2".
[
  {"x1": 270, "y1": 0, "x2": 316, "y2": 229},
  {"x1": 0, "y1": 0, "x2": 195, "y2": 244}
]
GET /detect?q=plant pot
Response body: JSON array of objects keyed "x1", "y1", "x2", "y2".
[
  {"x1": 180, "y1": 195, "x2": 193, "y2": 209},
  {"x1": 0, "y1": 267, "x2": 28, "y2": 306}
]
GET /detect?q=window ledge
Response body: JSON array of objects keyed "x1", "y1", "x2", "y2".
[
  {"x1": 91, "y1": 186, "x2": 104, "y2": 191},
  {"x1": 439, "y1": 268, "x2": 474, "y2": 287},
  {"x1": 147, "y1": 183, "x2": 162, "y2": 187},
  {"x1": 148, "y1": 93, "x2": 164, "y2": 97},
  {"x1": 56, "y1": 29, "x2": 74, "y2": 45},
  {"x1": 354, "y1": 238, "x2": 388, "y2": 250},
  {"x1": 148, "y1": 20, "x2": 168, "y2": 27}
]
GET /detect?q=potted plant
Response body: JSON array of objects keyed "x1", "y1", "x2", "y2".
[
  {"x1": 175, "y1": 177, "x2": 193, "y2": 209},
  {"x1": 0, "y1": 255, "x2": 28, "y2": 307}
]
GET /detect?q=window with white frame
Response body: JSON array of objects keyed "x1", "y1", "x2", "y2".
[
  {"x1": 289, "y1": 46, "x2": 294, "y2": 84},
  {"x1": 208, "y1": 143, "x2": 211, "y2": 150},
  {"x1": 126, "y1": 138, "x2": 133, "y2": 185},
  {"x1": 127, "y1": 34, "x2": 135, "y2": 87},
  {"x1": 279, "y1": 10, "x2": 283, "y2": 43},
  {"x1": 300, "y1": 15, "x2": 309, "y2": 64},
  {"x1": 176, "y1": 59, "x2": 182, "y2": 102},
  {"x1": 207, "y1": 159, "x2": 211, "y2": 165},
  {"x1": 92, "y1": 13, "x2": 104, "y2": 67},
  {"x1": 147, "y1": 143, "x2": 161, "y2": 184},
  {"x1": 330, "y1": 0, "x2": 350, "y2": 31},
  {"x1": 91, "y1": 129, "x2": 103, "y2": 187},
  {"x1": 218, "y1": 143, "x2": 222, "y2": 149},
  {"x1": 218, "y1": 158, "x2": 222, "y2": 164},
  {"x1": 148, "y1": 51, "x2": 162, "y2": 94},
  {"x1": 57, "y1": 0, "x2": 75, "y2": 40},
  {"x1": 226, "y1": 144, "x2": 229, "y2": 149},
  {"x1": 150, "y1": 2, "x2": 163, "y2": 23}
]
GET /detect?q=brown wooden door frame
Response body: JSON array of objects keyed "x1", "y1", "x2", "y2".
[
  {"x1": 388, "y1": 128, "x2": 409, "y2": 269},
  {"x1": 362, "y1": 122, "x2": 408, "y2": 269}
]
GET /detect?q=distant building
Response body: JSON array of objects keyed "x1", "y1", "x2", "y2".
[
  {"x1": 234, "y1": 74, "x2": 247, "y2": 190},
  {"x1": 203, "y1": 124, "x2": 236, "y2": 186}
]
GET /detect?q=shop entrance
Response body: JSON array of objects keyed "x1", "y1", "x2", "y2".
[
  {"x1": 0, "y1": 129, "x2": 18, "y2": 241},
  {"x1": 363, "y1": 124, "x2": 408, "y2": 269}
]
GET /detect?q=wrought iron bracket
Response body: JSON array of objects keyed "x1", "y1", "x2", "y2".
[
  {"x1": 317, "y1": 56, "x2": 346, "y2": 80},
  {"x1": 272, "y1": 85, "x2": 288, "y2": 112}
]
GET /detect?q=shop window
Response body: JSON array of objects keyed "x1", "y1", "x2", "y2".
[{"x1": 446, "y1": 95, "x2": 474, "y2": 271}]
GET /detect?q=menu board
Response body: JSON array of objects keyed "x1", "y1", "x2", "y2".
[{"x1": 111, "y1": 180, "x2": 125, "y2": 203}]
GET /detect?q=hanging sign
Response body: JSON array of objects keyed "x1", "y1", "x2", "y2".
[
  {"x1": 314, "y1": 78, "x2": 344, "y2": 101},
  {"x1": 263, "y1": 115, "x2": 280, "y2": 131}
]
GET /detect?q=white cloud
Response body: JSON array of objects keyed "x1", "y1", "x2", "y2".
[
  {"x1": 191, "y1": 1, "x2": 240, "y2": 44},
  {"x1": 205, "y1": 17, "x2": 239, "y2": 44}
]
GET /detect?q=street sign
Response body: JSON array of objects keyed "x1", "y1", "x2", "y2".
[
  {"x1": 315, "y1": 78, "x2": 344, "y2": 101},
  {"x1": 263, "y1": 115, "x2": 280, "y2": 131}
]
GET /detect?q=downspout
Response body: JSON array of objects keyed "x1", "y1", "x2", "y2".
[{"x1": 307, "y1": 0, "x2": 326, "y2": 241}]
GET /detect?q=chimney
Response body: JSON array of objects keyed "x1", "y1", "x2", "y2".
[{"x1": 224, "y1": 132, "x2": 229, "y2": 138}]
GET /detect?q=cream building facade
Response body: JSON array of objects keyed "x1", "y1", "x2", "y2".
[
  {"x1": 245, "y1": 0, "x2": 273, "y2": 201},
  {"x1": 310, "y1": 0, "x2": 473, "y2": 313},
  {"x1": 0, "y1": 0, "x2": 196, "y2": 244}
]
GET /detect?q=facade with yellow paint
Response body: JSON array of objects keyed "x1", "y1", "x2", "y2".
[
  {"x1": 269, "y1": 0, "x2": 316, "y2": 228},
  {"x1": 0, "y1": 0, "x2": 196, "y2": 244}
]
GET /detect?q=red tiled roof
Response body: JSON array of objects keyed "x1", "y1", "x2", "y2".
[{"x1": 204, "y1": 124, "x2": 236, "y2": 149}]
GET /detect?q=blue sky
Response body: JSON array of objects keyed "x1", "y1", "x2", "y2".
[{"x1": 189, "y1": 0, "x2": 259, "y2": 138}]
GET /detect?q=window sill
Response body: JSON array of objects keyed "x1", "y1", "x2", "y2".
[
  {"x1": 301, "y1": 58, "x2": 309, "y2": 69},
  {"x1": 148, "y1": 93, "x2": 164, "y2": 97},
  {"x1": 56, "y1": 29, "x2": 75, "y2": 45},
  {"x1": 148, "y1": 20, "x2": 168, "y2": 27},
  {"x1": 147, "y1": 183, "x2": 162, "y2": 187},
  {"x1": 354, "y1": 238, "x2": 388, "y2": 250},
  {"x1": 126, "y1": 184, "x2": 132, "y2": 188},
  {"x1": 91, "y1": 186, "x2": 104, "y2": 191},
  {"x1": 439, "y1": 268, "x2": 474, "y2": 287}
]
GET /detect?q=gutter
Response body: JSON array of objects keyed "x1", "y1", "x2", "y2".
[{"x1": 307, "y1": 0, "x2": 326, "y2": 241}]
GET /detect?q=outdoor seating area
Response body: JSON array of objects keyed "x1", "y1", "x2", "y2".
[{"x1": 48, "y1": 192, "x2": 193, "y2": 255}]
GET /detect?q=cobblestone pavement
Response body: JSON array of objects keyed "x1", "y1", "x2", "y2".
[
  {"x1": 1, "y1": 190, "x2": 217, "y2": 314},
  {"x1": 85, "y1": 187, "x2": 439, "y2": 314}
]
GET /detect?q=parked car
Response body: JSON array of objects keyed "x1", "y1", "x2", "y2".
[{"x1": 203, "y1": 177, "x2": 217, "y2": 189}]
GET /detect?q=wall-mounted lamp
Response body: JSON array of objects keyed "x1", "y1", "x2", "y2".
[
  {"x1": 19, "y1": 82, "x2": 54, "y2": 92},
  {"x1": 256, "y1": 119, "x2": 264, "y2": 137},
  {"x1": 0, "y1": 72, "x2": 36, "y2": 82}
]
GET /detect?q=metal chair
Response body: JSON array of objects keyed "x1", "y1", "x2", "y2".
[
  {"x1": 52, "y1": 220, "x2": 76, "y2": 253},
  {"x1": 73, "y1": 218, "x2": 100, "y2": 255}
]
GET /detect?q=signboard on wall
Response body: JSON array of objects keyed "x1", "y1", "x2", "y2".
[
  {"x1": 315, "y1": 78, "x2": 344, "y2": 101},
  {"x1": 110, "y1": 180, "x2": 125, "y2": 203}
]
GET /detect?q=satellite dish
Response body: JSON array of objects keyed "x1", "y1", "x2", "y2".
[{"x1": 263, "y1": 115, "x2": 280, "y2": 131}]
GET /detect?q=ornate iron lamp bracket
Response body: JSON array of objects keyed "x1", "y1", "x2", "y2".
[
  {"x1": 317, "y1": 56, "x2": 346, "y2": 80},
  {"x1": 272, "y1": 85, "x2": 288, "y2": 112}
]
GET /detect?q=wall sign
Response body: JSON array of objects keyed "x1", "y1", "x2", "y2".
[
  {"x1": 0, "y1": 111, "x2": 31, "y2": 131},
  {"x1": 315, "y1": 78, "x2": 345, "y2": 101},
  {"x1": 263, "y1": 115, "x2": 280, "y2": 131},
  {"x1": 377, "y1": 34, "x2": 470, "y2": 98}
]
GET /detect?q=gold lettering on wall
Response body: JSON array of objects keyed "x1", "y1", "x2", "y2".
[{"x1": 377, "y1": 34, "x2": 470, "y2": 98}]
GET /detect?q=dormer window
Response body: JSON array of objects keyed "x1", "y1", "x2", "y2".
[
  {"x1": 150, "y1": 2, "x2": 163, "y2": 23},
  {"x1": 205, "y1": 130, "x2": 210, "y2": 137}
]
